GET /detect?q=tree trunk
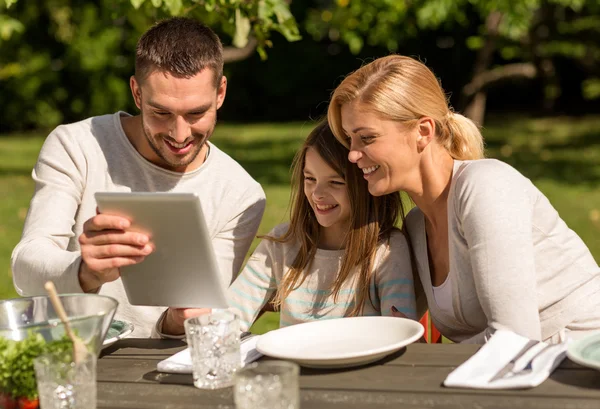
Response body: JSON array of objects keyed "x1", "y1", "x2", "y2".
[
  {"x1": 460, "y1": 11, "x2": 503, "y2": 126},
  {"x1": 462, "y1": 63, "x2": 538, "y2": 124},
  {"x1": 464, "y1": 93, "x2": 487, "y2": 128}
]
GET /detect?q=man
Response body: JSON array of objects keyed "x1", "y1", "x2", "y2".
[{"x1": 11, "y1": 17, "x2": 266, "y2": 337}]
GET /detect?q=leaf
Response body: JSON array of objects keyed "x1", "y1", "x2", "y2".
[
  {"x1": 272, "y1": 2, "x2": 301, "y2": 41},
  {"x1": 0, "y1": 15, "x2": 24, "y2": 40},
  {"x1": 164, "y1": 0, "x2": 182, "y2": 15},
  {"x1": 150, "y1": 0, "x2": 162, "y2": 7},
  {"x1": 233, "y1": 8, "x2": 251, "y2": 48},
  {"x1": 466, "y1": 35, "x2": 484, "y2": 50},
  {"x1": 583, "y1": 78, "x2": 600, "y2": 100},
  {"x1": 130, "y1": 0, "x2": 146, "y2": 9}
]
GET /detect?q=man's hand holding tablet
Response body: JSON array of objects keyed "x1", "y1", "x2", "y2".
[
  {"x1": 91, "y1": 192, "x2": 229, "y2": 336},
  {"x1": 78, "y1": 212, "x2": 154, "y2": 293}
]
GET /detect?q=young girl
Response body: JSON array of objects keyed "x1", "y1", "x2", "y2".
[{"x1": 227, "y1": 120, "x2": 417, "y2": 332}]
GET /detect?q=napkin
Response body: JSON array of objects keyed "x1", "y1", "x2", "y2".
[
  {"x1": 443, "y1": 330, "x2": 568, "y2": 389},
  {"x1": 156, "y1": 335, "x2": 263, "y2": 374}
]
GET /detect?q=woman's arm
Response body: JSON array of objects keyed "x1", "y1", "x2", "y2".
[{"x1": 454, "y1": 160, "x2": 541, "y2": 341}]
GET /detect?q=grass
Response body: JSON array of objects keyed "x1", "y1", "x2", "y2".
[{"x1": 1, "y1": 115, "x2": 599, "y2": 335}]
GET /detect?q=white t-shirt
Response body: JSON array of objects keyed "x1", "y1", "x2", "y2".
[
  {"x1": 11, "y1": 112, "x2": 266, "y2": 337},
  {"x1": 432, "y1": 273, "x2": 454, "y2": 318}
]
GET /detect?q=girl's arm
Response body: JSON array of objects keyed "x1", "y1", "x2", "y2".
[
  {"x1": 454, "y1": 160, "x2": 541, "y2": 343},
  {"x1": 376, "y1": 231, "x2": 418, "y2": 320},
  {"x1": 226, "y1": 238, "x2": 279, "y2": 332}
]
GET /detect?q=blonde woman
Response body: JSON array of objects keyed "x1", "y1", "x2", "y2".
[
  {"x1": 328, "y1": 55, "x2": 600, "y2": 344},
  {"x1": 227, "y1": 121, "x2": 417, "y2": 330}
]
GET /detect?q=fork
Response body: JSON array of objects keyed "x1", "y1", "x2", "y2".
[
  {"x1": 507, "y1": 343, "x2": 555, "y2": 377},
  {"x1": 489, "y1": 339, "x2": 539, "y2": 382}
]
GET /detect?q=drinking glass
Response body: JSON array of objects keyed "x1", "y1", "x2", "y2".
[
  {"x1": 33, "y1": 351, "x2": 97, "y2": 409},
  {"x1": 184, "y1": 309, "x2": 241, "y2": 389},
  {"x1": 234, "y1": 361, "x2": 300, "y2": 409}
]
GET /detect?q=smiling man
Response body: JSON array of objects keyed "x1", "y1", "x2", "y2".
[{"x1": 11, "y1": 17, "x2": 266, "y2": 338}]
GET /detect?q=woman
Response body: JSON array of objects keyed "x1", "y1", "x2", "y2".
[{"x1": 327, "y1": 54, "x2": 600, "y2": 344}]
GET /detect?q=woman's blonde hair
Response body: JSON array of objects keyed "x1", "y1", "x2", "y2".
[
  {"x1": 266, "y1": 120, "x2": 407, "y2": 316},
  {"x1": 328, "y1": 55, "x2": 484, "y2": 160}
]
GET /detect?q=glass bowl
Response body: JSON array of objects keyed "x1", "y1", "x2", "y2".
[{"x1": 0, "y1": 293, "x2": 119, "y2": 355}]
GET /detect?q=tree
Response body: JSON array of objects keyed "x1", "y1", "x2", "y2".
[
  {"x1": 305, "y1": 0, "x2": 600, "y2": 125},
  {"x1": 1, "y1": 0, "x2": 300, "y2": 60},
  {"x1": 0, "y1": 0, "x2": 300, "y2": 131}
]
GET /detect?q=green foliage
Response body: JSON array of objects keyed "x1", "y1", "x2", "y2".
[
  {"x1": 0, "y1": 333, "x2": 73, "y2": 400},
  {"x1": 0, "y1": 0, "x2": 300, "y2": 131},
  {"x1": 583, "y1": 77, "x2": 600, "y2": 99},
  {"x1": 306, "y1": 0, "x2": 598, "y2": 54},
  {"x1": 305, "y1": 0, "x2": 600, "y2": 110}
]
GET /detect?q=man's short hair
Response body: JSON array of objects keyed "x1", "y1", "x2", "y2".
[{"x1": 135, "y1": 17, "x2": 224, "y2": 87}]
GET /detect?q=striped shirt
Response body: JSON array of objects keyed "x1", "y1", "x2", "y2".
[{"x1": 227, "y1": 223, "x2": 417, "y2": 331}]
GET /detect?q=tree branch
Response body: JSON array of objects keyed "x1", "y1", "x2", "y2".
[
  {"x1": 223, "y1": 36, "x2": 258, "y2": 63},
  {"x1": 462, "y1": 63, "x2": 538, "y2": 97}
]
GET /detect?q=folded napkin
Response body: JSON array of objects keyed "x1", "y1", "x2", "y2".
[
  {"x1": 156, "y1": 335, "x2": 263, "y2": 374},
  {"x1": 443, "y1": 330, "x2": 568, "y2": 389}
]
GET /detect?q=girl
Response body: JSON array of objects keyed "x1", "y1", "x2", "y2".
[
  {"x1": 227, "y1": 120, "x2": 417, "y2": 331},
  {"x1": 327, "y1": 54, "x2": 600, "y2": 344}
]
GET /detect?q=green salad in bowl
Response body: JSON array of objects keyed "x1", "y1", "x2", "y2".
[
  {"x1": 0, "y1": 333, "x2": 74, "y2": 403},
  {"x1": 0, "y1": 293, "x2": 118, "y2": 407}
]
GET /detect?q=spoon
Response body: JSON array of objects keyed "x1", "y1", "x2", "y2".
[{"x1": 44, "y1": 281, "x2": 88, "y2": 364}]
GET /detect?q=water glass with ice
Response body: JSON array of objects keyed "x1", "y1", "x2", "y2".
[
  {"x1": 184, "y1": 309, "x2": 241, "y2": 389},
  {"x1": 234, "y1": 361, "x2": 300, "y2": 409},
  {"x1": 33, "y1": 351, "x2": 97, "y2": 409}
]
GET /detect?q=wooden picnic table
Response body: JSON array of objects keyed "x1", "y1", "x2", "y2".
[{"x1": 97, "y1": 338, "x2": 600, "y2": 409}]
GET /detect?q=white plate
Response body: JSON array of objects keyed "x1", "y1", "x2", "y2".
[
  {"x1": 566, "y1": 331, "x2": 600, "y2": 371},
  {"x1": 256, "y1": 316, "x2": 424, "y2": 368},
  {"x1": 102, "y1": 320, "x2": 134, "y2": 348}
]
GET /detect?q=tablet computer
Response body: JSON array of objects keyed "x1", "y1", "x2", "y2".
[{"x1": 95, "y1": 192, "x2": 228, "y2": 309}]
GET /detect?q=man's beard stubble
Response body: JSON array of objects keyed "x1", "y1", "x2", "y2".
[{"x1": 140, "y1": 113, "x2": 215, "y2": 171}]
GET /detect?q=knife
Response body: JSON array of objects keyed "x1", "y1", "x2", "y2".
[{"x1": 489, "y1": 339, "x2": 540, "y2": 382}]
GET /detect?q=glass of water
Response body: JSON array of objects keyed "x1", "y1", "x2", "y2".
[
  {"x1": 33, "y1": 351, "x2": 97, "y2": 409},
  {"x1": 234, "y1": 361, "x2": 300, "y2": 409},
  {"x1": 184, "y1": 309, "x2": 241, "y2": 389}
]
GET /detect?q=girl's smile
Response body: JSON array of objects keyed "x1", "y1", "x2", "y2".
[{"x1": 303, "y1": 147, "x2": 351, "y2": 248}]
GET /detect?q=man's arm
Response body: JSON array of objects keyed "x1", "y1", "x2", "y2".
[
  {"x1": 11, "y1": 126, "x2": 88, "y2": 295},
  {"x1": 11, "y1": 125, "x2": 154, "y2": 296}
]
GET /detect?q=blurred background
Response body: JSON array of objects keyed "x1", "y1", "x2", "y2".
[{"x1": 1, "y1": 1, "x2": 599, "y2": 331}]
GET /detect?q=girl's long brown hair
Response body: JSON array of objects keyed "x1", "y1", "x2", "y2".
[{"x1": 266, "y1": 120, "x2": 408, "y2": 315}]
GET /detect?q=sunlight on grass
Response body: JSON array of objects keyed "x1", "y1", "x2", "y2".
[{"x1": 1, "y1": 116, "x2": 599, "y2": 336}]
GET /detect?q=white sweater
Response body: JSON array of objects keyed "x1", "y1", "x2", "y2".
[
  {"x1": 11, "y1": 112, "x2": 266, "y2": 337},
  {"x1": 227, "y1": 223, "x2": 417, "y2": 331},
  {"x1": 406, "y1": 159, "x2": 600, "y2": 344}
]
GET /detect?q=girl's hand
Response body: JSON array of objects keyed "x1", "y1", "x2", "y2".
[
  {"x1": 391, "y1": 305, "x2": 407, "y2": 318},
  {"x1": 162, "y1": 307, "x2": 212, "y2": 335},
  {"x1": 392, "y1": 306, "x2": 427, "y2": 343}
]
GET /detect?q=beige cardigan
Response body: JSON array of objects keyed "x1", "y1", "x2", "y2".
[{"x1": 406, "y1": 159, "x2": 600, "y2": 344}]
